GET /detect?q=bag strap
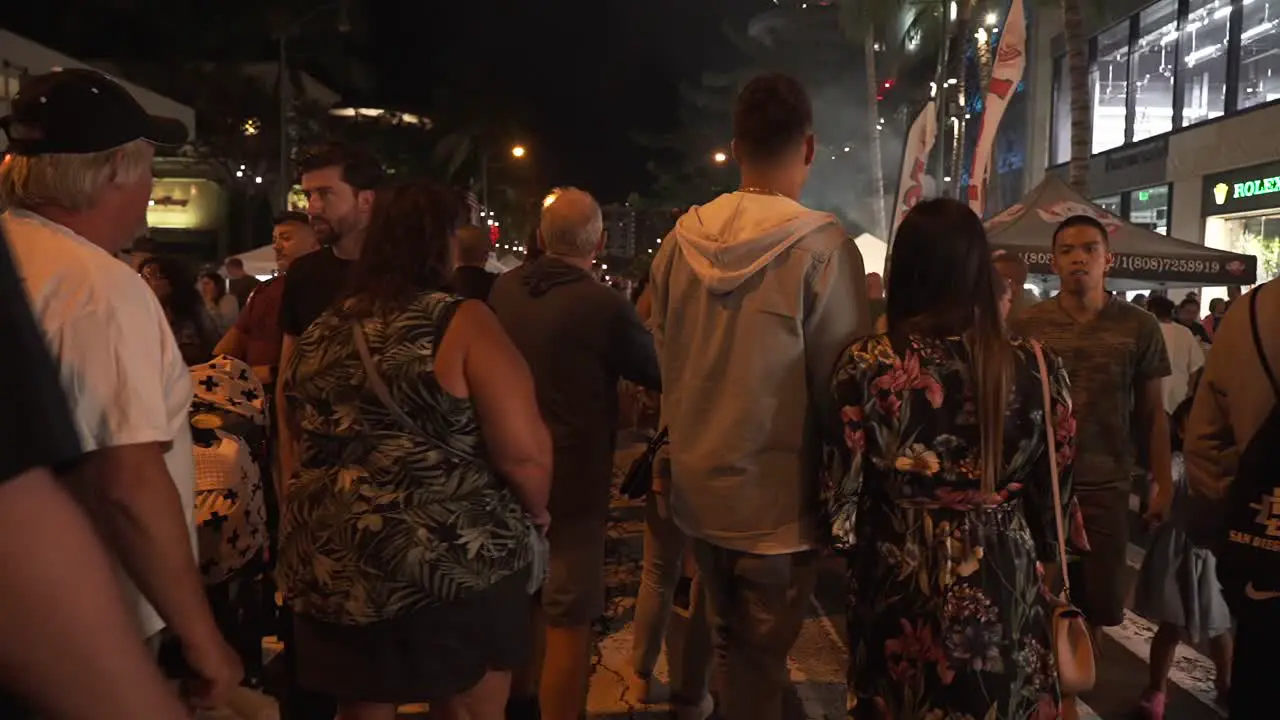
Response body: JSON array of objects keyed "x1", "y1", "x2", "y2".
[
  {"x1": 1249, "y1": 286, "x2": 1280, "y2": 402},
  {"x1": 350, "y1": 320, "x2": 473, "y2": 463},
  {"x1": 1032, "y1": 340, "x2": 1071, "y2": 596}
]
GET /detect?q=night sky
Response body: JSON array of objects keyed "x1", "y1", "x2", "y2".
[
  {"x1": 368, "y1": 0, "x2": 767, "y2": 201},
  {"x1": 6, "y1": 0, "x2": 771, "y2": 202}
]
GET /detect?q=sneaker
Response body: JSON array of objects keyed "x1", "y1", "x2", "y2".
[
  {"x1": 1136, "y1": 690, "x2": 1166, "y2": 720},
  {"x1": 672, "y1": 694, "x2": 714, "y2": 720}
]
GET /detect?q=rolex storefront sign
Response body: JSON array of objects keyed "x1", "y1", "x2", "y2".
[
  {"x1": 1202, "y1": 161, "x2": 1280, "y2": 290},
  {"x1": 1204, "y1": 162, "x2": 1280, "y2": 216}
]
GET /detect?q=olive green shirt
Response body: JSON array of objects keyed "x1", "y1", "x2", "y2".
[{"x1": 1014, "y1": 296, "x2": 1170, "y2": 491}]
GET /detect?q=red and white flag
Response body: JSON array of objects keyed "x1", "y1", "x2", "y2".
[
  {"x1": 968, "y1": 0, "x2": 1027, "y2": 217},
  {"x1": 890, "y1": 100, "x2": 939, "y2": 248}
]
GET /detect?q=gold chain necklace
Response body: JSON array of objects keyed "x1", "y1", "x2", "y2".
[{"x1": 738, "y1": 186, "x2": 784, "y2": 197}]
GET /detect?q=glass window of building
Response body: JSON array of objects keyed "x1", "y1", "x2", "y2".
[
  {"x1": 1051, "y1": 56, "x2": 1071, "y2": 165},
  {"x1": 1239, "y1": 0, "x2": 1280, "y2": 109},
  {"x1": 1092, "y1": 23, "x2": 1131, "y2": 152},
  {"x1": 1129, "y1": 185, "x2": 1170, "y2": 234},
  {"x1": 1132, "y1": 0, "x2": 1177, "y2": 140},
  {"x1": 1095, "y1": 195, "x2": 1123, "y2": 216},
  {"x1": 1181, "y1": 0, "x2": 1230, "y2": 126},
  {"x1": 1205, "y1": 214, "x2": 1280, "y2": 286}
]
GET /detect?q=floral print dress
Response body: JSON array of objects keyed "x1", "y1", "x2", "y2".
[{"x1": 825, "y1": 335, "x2": 1086, "y2": 720}]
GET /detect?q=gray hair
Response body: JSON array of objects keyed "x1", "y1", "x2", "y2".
[
  {"x1": 0, "y1": 139, "x2": 153, "y2": 211},
  {"x1": 540, "y1": 187, "x2": 603, "y2": 258}
]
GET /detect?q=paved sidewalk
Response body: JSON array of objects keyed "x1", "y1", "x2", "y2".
[{"x1": 584, "y1": 495, "x2": 847, "y2": 719}]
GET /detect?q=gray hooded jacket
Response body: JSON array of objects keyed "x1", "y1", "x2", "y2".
[{"x1": 649, "y1": 192, "x2": 871, "y2": 554}]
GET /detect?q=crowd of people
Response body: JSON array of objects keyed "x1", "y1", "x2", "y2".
[{"x1": 0, "y1": 64, "x2": 1274, "y2": 720}]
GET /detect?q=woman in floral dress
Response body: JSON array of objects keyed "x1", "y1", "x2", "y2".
[{"x1": 825, "y1": 199, "x2": 1085, "y2": 720}]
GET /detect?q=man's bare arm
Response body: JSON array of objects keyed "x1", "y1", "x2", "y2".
[
  {"x1": 213, "y1": 326, "x2": 246, "y2": 359},
  {"x1": 1138, "y1": 377, "x2": 1173, "y2": 523},
  {"x1": 69, "y1": 442, "x2": 239, "y2": 696},
  {"x1": 0, "y1": 466, "x2": 189, "y2": 719}
]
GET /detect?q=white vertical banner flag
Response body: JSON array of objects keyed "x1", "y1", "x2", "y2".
[
  {"x1": 889, "y1": 100, "x2": 939, "y2": 249},
  {"x1": 968, "y1": 0, "x2": 1027, "y2": 217}
]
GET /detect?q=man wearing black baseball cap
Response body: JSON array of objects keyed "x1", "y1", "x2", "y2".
[
  {"x1": 0, "y1": 67, "x2": 188, "y2": 156},
  {"x1": 0, "y1": 67, "x2": 243, "y2": 709}
]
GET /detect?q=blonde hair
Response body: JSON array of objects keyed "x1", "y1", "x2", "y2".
[{"x1": 0, "y1": 139, "x2": 152, "y2": 211}]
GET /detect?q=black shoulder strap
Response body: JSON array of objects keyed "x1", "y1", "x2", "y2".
[{"x1": 1249, "y1": 285, "x2": 1280, "y2": 402}]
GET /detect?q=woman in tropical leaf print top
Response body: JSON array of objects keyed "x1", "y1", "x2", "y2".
[{"x1": 824, "y1": 199, "x2": 1089, "y2": 720}]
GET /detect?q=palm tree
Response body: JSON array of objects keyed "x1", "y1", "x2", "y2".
[
  {"x1": 838, "y1": 0, "x2": 908, "y2": 240},
  {"x1": 1061, "y1": 0, "x2": 1092, "y2": 194}
]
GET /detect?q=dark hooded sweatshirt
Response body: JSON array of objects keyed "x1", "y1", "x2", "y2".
[{"x1": 490, "y1": 256, "x2": 661, "y2": 523}]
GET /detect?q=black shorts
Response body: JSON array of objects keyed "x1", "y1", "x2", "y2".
[
  {"x1": 294, "y1": 567, "x2": 532, "y2": 704},
  {"x1": 1068, "y1": 487, "x2": 1131, "y2": 628}
]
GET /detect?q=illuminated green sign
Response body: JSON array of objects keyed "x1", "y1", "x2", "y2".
[{"x1": 1232, "y1": 175, "x2": 1280, "y2": 201}]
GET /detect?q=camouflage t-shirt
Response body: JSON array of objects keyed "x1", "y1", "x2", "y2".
[{"x1": 1013, "y1": 296, "x2": 1170, "y2": 491}]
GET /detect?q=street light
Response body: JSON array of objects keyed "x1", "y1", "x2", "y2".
[
  {"x1": 713, "y1": 151, "x2": 729, "y2": 164},
  {"x1": 481, "y1": 143, "x2": 530, "y2": 215},
  {"x1": 985, "y1": 12, "x2": 998, "y2": 27}
]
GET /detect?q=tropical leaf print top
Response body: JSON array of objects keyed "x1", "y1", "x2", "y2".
[{"x1": 278, "y1": 291, "x2": 533, "y2": 626}]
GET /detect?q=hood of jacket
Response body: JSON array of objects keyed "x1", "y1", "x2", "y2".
[
  {"x1": 521, "y1": 256, "x2": 592, "y2": 298},
  {"x1": 671, "y1": 192, "x2": 840, "y2": 294}
]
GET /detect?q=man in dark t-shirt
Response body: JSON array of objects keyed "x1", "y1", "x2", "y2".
[
  {"x1": 279, "y1": 247, "x2": 356, "y2": 338},
  {"x1": 274, "y1": 143, "x2": 382, "y2": 720},
  {"x1": 224, "y1": 258, "x2": 260, "y2": 308}
]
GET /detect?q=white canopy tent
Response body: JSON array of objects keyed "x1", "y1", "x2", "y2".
[
  {"x1": 228, "y1": 245, "x2": 278, "y2": 280},
  {"x1": 853, "y1": 233, "x2": 887, "y2": 277}
]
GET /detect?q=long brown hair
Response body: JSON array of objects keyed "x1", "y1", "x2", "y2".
[
  {"x1": 344, "y1": 180, "x2": 460, "y2": 315},
  {"x1": 885, "y1": 198, "x2": 1013, "y2": 493}
]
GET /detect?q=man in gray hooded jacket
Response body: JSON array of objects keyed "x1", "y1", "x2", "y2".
[{"x1": 648, "y1": 74, "x2": 871, "y2": 719}]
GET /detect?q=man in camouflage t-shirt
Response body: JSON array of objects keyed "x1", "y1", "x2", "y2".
[{"x1": 1013, "y1": 215, "x2": 1172, "y2": 636}]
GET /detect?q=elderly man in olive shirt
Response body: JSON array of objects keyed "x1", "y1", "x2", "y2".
[{"x1": 1013, "y1": 216, "x2": 1172, "y2": 645}]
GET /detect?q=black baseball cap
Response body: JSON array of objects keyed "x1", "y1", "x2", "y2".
[{"x1": 0, "y1": 68, "x2": 188, "y2": 156}]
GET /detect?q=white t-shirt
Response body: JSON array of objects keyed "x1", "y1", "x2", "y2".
[
  {"x1": 1159, "y1": 319, "x2": 1206, "y2": 415},
  {"x1": 2, "y1": 209, "x2": 196, "y2": 638}
]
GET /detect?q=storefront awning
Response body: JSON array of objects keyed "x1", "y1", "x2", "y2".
[{"x1": 986, "y1": 175, "x2": 1257, "y2": 287}]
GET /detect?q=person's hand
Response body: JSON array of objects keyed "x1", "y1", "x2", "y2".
[
  {"x1": 530, "y1": 508, "x2": 551, "y2": 535},
  {"x1": 181, "y1": 632, "x2": 243, "y2": 709},
  {"x1": 1143, "y1": 481, "x2": 1172, "y2": 528}
]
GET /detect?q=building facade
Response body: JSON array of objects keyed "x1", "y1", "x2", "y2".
[{"x1": 1026, "y1": 0, "x2": 1280, "y2": 302}]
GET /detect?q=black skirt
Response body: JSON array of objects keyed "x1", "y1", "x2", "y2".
[{"x1": 293, "y1": 567, "x2": 532, "y2": 704}]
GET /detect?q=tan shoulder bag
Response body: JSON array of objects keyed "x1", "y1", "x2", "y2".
[{"x1": 1031, "y1": 340, "x2": 1096, "y2": 696}]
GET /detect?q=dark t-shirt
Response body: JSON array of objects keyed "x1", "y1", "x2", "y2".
[
  {"x1": 280, "y1": 247, "x2": 355, "y2": 338},
  {"x1": 1014, "y1": 295, "x2": 1171, "y2": 490},
  {"x1": 0, "y1": 227, "x2": 82, "y2": 717},
  {"x1": 449, "y1": 265, "x2": 498, "y2": 303},
  {"x1": 489, "y1": 257, "x2": 660, "y2": 522}
]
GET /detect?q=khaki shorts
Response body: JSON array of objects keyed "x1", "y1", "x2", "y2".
[{"x1": 541, "y1": 517, "x2": 608, "y2": 627}]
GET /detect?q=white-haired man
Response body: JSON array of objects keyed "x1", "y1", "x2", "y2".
[
  {"x1": 490, "y1": 188, "x2": 661, "y2": 720},
  {"x1": 0, "y1": 69, "x2": 241, "y2": 704}
]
